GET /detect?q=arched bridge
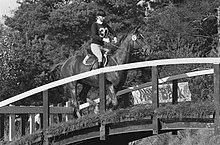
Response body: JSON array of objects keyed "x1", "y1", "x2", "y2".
[{"x1": 0, "y1": 58, "x2": 220, "y2": 145}]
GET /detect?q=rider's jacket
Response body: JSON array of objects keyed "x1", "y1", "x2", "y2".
[{"x1": 91, "y1": 22, "x2": 116, "y2": 46}]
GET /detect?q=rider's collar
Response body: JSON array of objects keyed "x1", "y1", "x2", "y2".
[{"x1": 96, "y1": 20, "x2": 103, "y2": 24}]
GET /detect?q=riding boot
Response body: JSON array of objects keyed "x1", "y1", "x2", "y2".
[{"x1": 98, "y1": 62, "x2": 103, "y2": 68}]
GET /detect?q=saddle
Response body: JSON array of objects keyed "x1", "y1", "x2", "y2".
[{"x1": 82, "y1": 49, "x2": 109, "y2": 68}]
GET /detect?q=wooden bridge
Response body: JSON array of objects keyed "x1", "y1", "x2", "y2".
[{"x1": 1, "y1": 58, "x2": 220, "y2": 145}]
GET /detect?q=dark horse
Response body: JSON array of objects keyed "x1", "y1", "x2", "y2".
[{"x1": 53, "y1": 26, "x2": 147, "y2": 117}]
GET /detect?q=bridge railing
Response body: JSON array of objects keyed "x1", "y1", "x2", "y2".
[
  {"x1": 0, "y1": 100, "x2": 99, "y2": 141},
  {"x1": 1, "y1": 58, "x2": 220, "y2": 142}
]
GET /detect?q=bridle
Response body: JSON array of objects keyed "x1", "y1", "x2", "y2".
[{"x1": 131, "y1": 32, "x2": 148, "y2": 51}]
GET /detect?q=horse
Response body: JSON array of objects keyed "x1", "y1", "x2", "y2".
[{"x1": 52, "y1": 26, "x2": 148, "y2": 118}]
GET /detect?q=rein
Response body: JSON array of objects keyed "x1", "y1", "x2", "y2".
[{"x1": 110, "y1": 43, "x2": 121, "y2": 49}]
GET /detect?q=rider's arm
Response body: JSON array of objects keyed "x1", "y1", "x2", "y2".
[
  {"x1": 107, "y1": 24, "x2": 116, "y2": 38},
  {"x1": 106, "y1": 24, "x2": 117, "y2": 43}
]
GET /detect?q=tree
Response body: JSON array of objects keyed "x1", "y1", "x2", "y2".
[
  {"x1": 4, "y1": 0, "x2": 144, "y2": 51},
  {"x1": 1, "y1": 0, "x2": 145, "y2": 105}
]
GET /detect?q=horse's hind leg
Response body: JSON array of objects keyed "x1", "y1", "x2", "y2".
[{"x1": 68, "y1": 81, "x2": 81, "y2": 118}]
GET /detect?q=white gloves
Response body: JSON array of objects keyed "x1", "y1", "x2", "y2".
[
  {"x1": 103, "y1": 37, "x2": 117, "y2": 43},
  {"x1": 112, "y1": 37, "x2": 117, "y2": 43},
  {"x1": 103, "y1": 38, "x2": 110, "y2": 43}
]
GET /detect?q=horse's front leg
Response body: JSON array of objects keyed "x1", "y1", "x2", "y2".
[
  {"x1": 78, "y1": 83, "x2": 91, "y2": 103},
  {"x1": 69, "y1": 81, "x2": 81, "y2": 118},
  {"x1": 79, "y1": 84, "x2": 100, "y2": 114}
]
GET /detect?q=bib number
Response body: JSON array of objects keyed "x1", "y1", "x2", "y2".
[{"x1": 99, "y1": 27, "x2": 109, "y2": 37}]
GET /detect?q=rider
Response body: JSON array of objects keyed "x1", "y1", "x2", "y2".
[{"x1": 90, "y1": 9, "x2": 117, "y2": 68}]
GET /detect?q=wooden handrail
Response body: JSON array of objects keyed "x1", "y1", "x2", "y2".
[
  {"x1": 0, "y1": 58, "x2": 219, "y2": 108},
  {"x1": 116, "y1": 69, "x2": 214, "y2": 96}
]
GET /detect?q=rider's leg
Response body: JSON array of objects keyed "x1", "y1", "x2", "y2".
[{"x1": 91, "y1": 43, "x2": 103, "y2": 68}]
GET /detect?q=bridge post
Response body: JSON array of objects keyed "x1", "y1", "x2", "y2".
[
  {"x1": 57, "y1": 103, "x2": 63, "y2": 123},
  {"x1": 21, "y1": 114, "x2": 28, "y2": 136},
  {"x1": 29, "y1": 114, "x2": 36, "y2": 134},
  {"x1": 99, "y1": 73, "x2": 108, "y2": 141},
  {"x1": 217, "y1": 6, "x2": 220, "y2": 56},
  {"x1": 9, "y1": 106, "x2": 15, "y2": 141},
  {"x1": 0, "y1": 114, "x2": 4, "y2": 140},
  {"x1": 152, "y1": 66, "x2": 160, "y2": 134},
  {"x1": 214, "y1": 63, "x2": 220, "y2": 134},
  {"x1": 172, "y1": 80, "x2": 178, "y2": 135},
  {"x1": 43, "y1": 90, "x2": 49, "y2": 145},
  {"x1": 172, "y1": 80, "x2": 178, "y2": 105}
]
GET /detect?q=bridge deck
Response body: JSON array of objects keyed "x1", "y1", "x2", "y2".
[{"x1": 46, "y1": 117, "x2": 214, "y2": 145}]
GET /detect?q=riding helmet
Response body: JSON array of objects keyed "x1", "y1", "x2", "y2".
[{"x1": 96, "y1": 9, "x2": 106, "y2": 17}]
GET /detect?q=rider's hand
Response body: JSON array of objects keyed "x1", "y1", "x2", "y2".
[
  {"x1": 112, "y1": 37, "x2": 117, "y2": 43},
  {"x1": 103, "y1": 38, "x2": 110, "y2": 43}
]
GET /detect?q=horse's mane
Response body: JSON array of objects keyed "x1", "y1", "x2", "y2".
[{"x1": 117, "y1": 27, "x2": 135, "y2": 45}]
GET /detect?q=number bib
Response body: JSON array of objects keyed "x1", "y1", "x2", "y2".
[{"x1": 98, "y1": 25, "x2": 109, "y2": 38}]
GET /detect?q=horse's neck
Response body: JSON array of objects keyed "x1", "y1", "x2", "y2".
[{"x1": 113, "y1": 41, "x2": 130, "y2": 64}]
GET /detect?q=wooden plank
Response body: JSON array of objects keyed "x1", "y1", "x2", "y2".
[
  {"x1": 172, "y1": 80, "x2": 178, "y2": 104},
  {"x1": 214, "y1": 63, "x2": 220, "y2": 134},
  {"x1": 79, "y1": 98, "x2": 100, "y2": 110},
  {"x1": 65, "y1": 101, "x2": 71, "y2": 122},
  {"x1": 99, "y1": 73, "x2": 106, "y2": 114},
  {"x1": 1, "y1": 58, "x2": 220, "y2": 108},
  {"x1": 99, "y1": 73, "x2": 107, "y2": 141},
  {"x1": 0, "y1": 114, "x2": 4, "y2": 140},
  {"x1": 162, "y1": 122, "x2": 214, "y2": 129},
  {"x1": 40, "y1": 114, "x2": 43, "y2": 129},
  {"x1": 0, "y1": 106, "x2": 74, "y2": 114},
  {"x1": 217, "y1": 6, "x2": 220, "y2": 56},
  {"x1": 0, "y1": 106, "x2": 43, "y2": 114},
  {"x1": 21, "y1": 114, "x2": 28, "y2": 136},
  {"x1": 172, "y1": 80, "x2": 178, "y2": 135},
  {"x1": 50, "y1": 105, "x2": 54, "y2": 126},
  {"x1": 57, "y1": 103, "x2": 62, "y2": 123},
  {"x1": 43, "y1": 90, "x2": 49, "y2": 145},
  {"x1": 9, "y1": 113, "x2": 15, "y2": 141},
  {"x1": 29, "y1": 114, "x2": 36, "y2": 134},
  {"x1": 152, "y1": 66, "x2": 160, "y2": 134},
  {"x1": 43, "y1": 90, "x2": 49, "y2": 131}
]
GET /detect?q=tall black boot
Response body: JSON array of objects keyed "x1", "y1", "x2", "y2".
[{"x1": 98, "y1": 62, "x2": 103, "y2": 68}]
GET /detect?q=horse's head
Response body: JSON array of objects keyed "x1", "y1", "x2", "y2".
[
  {"x1": 113, "y1": 25, "x2": 150, "y2": 64},
  {"x1": 126, "y1": 25, "x2": 151, "y2": 61}
]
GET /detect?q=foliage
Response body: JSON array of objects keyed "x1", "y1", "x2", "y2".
[
  {"x1": 0, "y1": 0, "x2": 218, "y2": 107},
  {"x1": 4, "y1": 0, "x2": 143, "y2": 48},
  {"x1": 0, "y1": 30, "x2": 67, "y2": 105},
  {"x1": 143, "y1": 0, "x2": 219, "y2": 58},
  {"x1": 1, "y1": 0, "x2": 146, "y2": 104}
]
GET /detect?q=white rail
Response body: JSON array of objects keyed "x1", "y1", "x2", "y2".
[{"x1": 0, "y1": 58, "x2": 220, "y2": 107}]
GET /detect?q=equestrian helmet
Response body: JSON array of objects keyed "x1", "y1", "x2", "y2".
[{"x1": 96, "y1": 9, "x2": 106, "y2": 17}]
